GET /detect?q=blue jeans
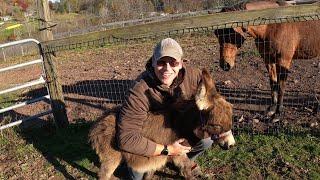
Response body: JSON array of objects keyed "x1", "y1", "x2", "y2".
[
  {"x1": 187, "y1": 137, "x2": 213, "y2": 160},
  {"x1": 127, "y1": 168, "x2": 145, "y2": 180},
  {"x1": 127, "y1": 137, "x2": 213, "y2": 180}
]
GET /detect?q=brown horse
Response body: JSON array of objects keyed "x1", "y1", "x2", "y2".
[
  {"x1": 89, "y1": 69, "x2": 235, "y2": 180},
  {"x1": 214, "y1": 0, "x2": 320, "y2": 118}
]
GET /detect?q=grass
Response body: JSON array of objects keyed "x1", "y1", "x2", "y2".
[
  {"x1": 0, "y1": 29, "x2": 14, "y2": 42},
  {"x1": 0, "y1": 93, "x2": 20, "y2": 109},
  {"x1": 1, "y1": 121, "x2": 319, "y2": 179},
  {"x1": 0, "y1": 122, "x2": 98, "y2": 179},
  {"x1": 198, "y1": 133, "x2": 320, "y2": 179}
]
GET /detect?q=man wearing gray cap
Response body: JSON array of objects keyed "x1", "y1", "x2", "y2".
[{"x1": 117, "y1": 38, "x2": 213, "y2": 179}]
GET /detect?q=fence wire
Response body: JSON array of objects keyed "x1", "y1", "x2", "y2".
[
  {"x1": 1, "y1": 8, "x2": 319, "y2": 180},
  {"x1": 39, "y1": 13, "x2": 319, "y2": 136},
  {"x1": 45, "y1": 13, "x2": 320, "y2": 53}
]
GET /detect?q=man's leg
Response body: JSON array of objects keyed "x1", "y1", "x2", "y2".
[
  {"x1": 127, "y1": 166, "x2": 145, "y2": 180},
  {"x1": 187, "y1": 137, "x2": 213, "y2": 160}
]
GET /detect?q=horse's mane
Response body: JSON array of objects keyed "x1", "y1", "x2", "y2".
[{"x1": 221, "y1": 0, "x2": 286, "y2": 12}]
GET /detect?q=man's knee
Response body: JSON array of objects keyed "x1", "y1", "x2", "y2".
[
  {"x1": 200, "y1": 137, "x2": 213, "y2": 150},
  {"x1": 128, "y1": 167, "x2": 144, "y2": 180}
]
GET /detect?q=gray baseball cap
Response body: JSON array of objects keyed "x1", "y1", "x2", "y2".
[{"x1": 152, "y1": 38, "x2": 183, "y2": 67}]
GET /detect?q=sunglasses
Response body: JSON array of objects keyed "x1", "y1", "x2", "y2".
[{"x1": 156, "y1": 59, "x2": 180, "y2": 67}]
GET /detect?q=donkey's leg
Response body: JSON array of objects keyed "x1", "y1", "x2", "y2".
[
  {"x1": 265, "y1": 63, "x2": 278, "y2": 117},
  {"x1": 143, "y1": 170, "x2": 155, "y2": 180},
  {"x1": 98, "y1": 154, "x2": 122, "y2": 180},
  {"x1": 172, "y1": 155, "x2": 201, "y2": 180}
]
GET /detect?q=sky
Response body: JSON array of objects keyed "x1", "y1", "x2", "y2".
[{"x1": 49, "y1": 0, "x2": 60, "y2": 2}]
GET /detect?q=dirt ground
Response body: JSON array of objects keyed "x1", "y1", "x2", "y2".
[{"x1": 1, "y1": 34, "x2": 319, "y2": 179}]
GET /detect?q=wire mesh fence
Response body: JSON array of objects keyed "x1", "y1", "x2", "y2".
[
  {"x1": 1, "y1": 3, "x2": 319, "y2": 178},
  {"x1": 1, "y1": 3, "x2": 319, "y2": 135},
  {"x1": 46, "y1": 16, "x2": 320, "y2": 136}
]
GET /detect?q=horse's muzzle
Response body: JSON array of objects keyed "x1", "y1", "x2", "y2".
[{"x1": 220, "y1": 61, "x2": 231, "y2": 71}]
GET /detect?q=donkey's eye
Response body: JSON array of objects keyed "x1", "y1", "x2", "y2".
[{"x1": 206, "y1": 124, "x2": 223, "y2": 134}]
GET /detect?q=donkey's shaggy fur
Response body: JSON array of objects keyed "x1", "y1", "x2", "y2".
[{"x1": 89, "y1": 69, "x2": 235, "y2": 180}]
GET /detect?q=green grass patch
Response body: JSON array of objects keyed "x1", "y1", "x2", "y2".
[
  {"x1": 0, "y1": 122, "x2": 97, "y2": 179},
  {"x1": 198, "y1": 133, "x2": 320, "y2": 179},
  {"x1": 0, "y1": 93, "x2": 20, "y2": 109},
  {"x1": 1, "y1": 121, "x2": 319, "y2": 179},
  {"x1": 0, "y1": 29, "x2": 14, "y2": 42}
]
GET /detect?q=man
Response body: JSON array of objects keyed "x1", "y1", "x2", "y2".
[{"x1": 117, "y1": 38, "x2": 213, "y2": 179}]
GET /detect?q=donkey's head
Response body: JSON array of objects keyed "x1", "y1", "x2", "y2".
[{"x1": 194, "y1": 69, "x2": 235, "y2": 149}]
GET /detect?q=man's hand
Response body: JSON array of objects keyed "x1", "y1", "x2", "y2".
[{"x1": 168, "y1": 138, "x2": 191, "y2": 156}]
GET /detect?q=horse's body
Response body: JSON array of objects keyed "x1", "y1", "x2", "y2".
[
  {"x1": 89, "y1": 69, "x2": 235, "y2": 180},
  {"x1": 215, "y1": 0, "x2": 320, "y2": 118}
]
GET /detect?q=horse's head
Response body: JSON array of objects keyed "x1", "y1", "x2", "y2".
[
  {"x1": 214, "y1": 1, "x2": 281, "y2": 71},
  {"x1": 194, "y1": 69, "x2": 235, "y2": 150},
  {"x1": 214, "y1": 27, "x2": 246, "y2": 71}
]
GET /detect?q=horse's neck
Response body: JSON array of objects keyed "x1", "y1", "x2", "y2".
[{"x1": 244, "y1": 1, "x2": 280, "y2": 39}]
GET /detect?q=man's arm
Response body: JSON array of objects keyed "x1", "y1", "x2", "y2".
[{"x1": 117, "y1": 82, "x2": 158, "y2": 156}]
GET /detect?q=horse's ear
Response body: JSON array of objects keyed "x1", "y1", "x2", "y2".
[{"x1": 234, "y1": 27, "x2": 247, "y2": 38}]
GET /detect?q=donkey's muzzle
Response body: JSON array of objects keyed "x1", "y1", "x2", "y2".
[{"x1": 217, "y1": 131, "x2": 236, "y2": 150}]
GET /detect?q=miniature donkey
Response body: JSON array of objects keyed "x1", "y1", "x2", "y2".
[{"x1": 89, "y1": 69, "x2": 236, "y2": 180}]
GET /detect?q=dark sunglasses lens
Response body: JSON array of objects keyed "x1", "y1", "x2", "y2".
[
  {"x1": 157, "y1": 60, "x2": 179, "y2": 67},
  {"x1": 156, "y1": 60, "x2": 166, "y2": 66},
  {"x1": 169, "y1": 61, "x2": 180, "y2": 67}
]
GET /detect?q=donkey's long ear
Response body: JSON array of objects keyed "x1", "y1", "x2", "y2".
[
  {"x1": 202, "y1": 68, "x2": 215, "y2": 92},
  {"x1": 195, "y1": 68, "x2": 217, "y2": 110}
]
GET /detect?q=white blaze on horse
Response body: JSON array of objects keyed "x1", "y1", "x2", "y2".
[{"x1": 214, "y1": 0, "x2": 320, "y2": 119}]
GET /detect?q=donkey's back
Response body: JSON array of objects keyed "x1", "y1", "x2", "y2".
[{"x1": 89, "y1": 110, "x2": 190, "y2": 180}]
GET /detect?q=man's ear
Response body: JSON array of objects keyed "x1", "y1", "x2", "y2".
[{"x1": 193, "y1": 127, "x2": 210, "y2": 139}]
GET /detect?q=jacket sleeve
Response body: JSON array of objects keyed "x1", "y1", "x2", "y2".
[{"x1": 117, "y1": 81, "x2": 157, "y2": 156}]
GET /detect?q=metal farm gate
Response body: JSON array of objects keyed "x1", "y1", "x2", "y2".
[{"x1": 0, "y1": 39, "x2": 52, "y2": 130}]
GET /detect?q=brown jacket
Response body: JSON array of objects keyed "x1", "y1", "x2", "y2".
[{"x1": 117, "y1": 60, "x2": 202, "y2": 156}]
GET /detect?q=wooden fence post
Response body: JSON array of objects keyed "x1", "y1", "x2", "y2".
[
  {"x1": 40, "y1": 45, "x2": 69, "y2": 128},
  {"x1": 38, "y1": 0, "x2": 53, "y2": 41},
  {"x1": 38, "y1": 0, "x2": 68, "y2": 127}
]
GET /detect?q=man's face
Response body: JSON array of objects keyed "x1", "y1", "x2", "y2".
[{"x1": 154, "y1": 56, "x2": 182, "y2": 87}]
